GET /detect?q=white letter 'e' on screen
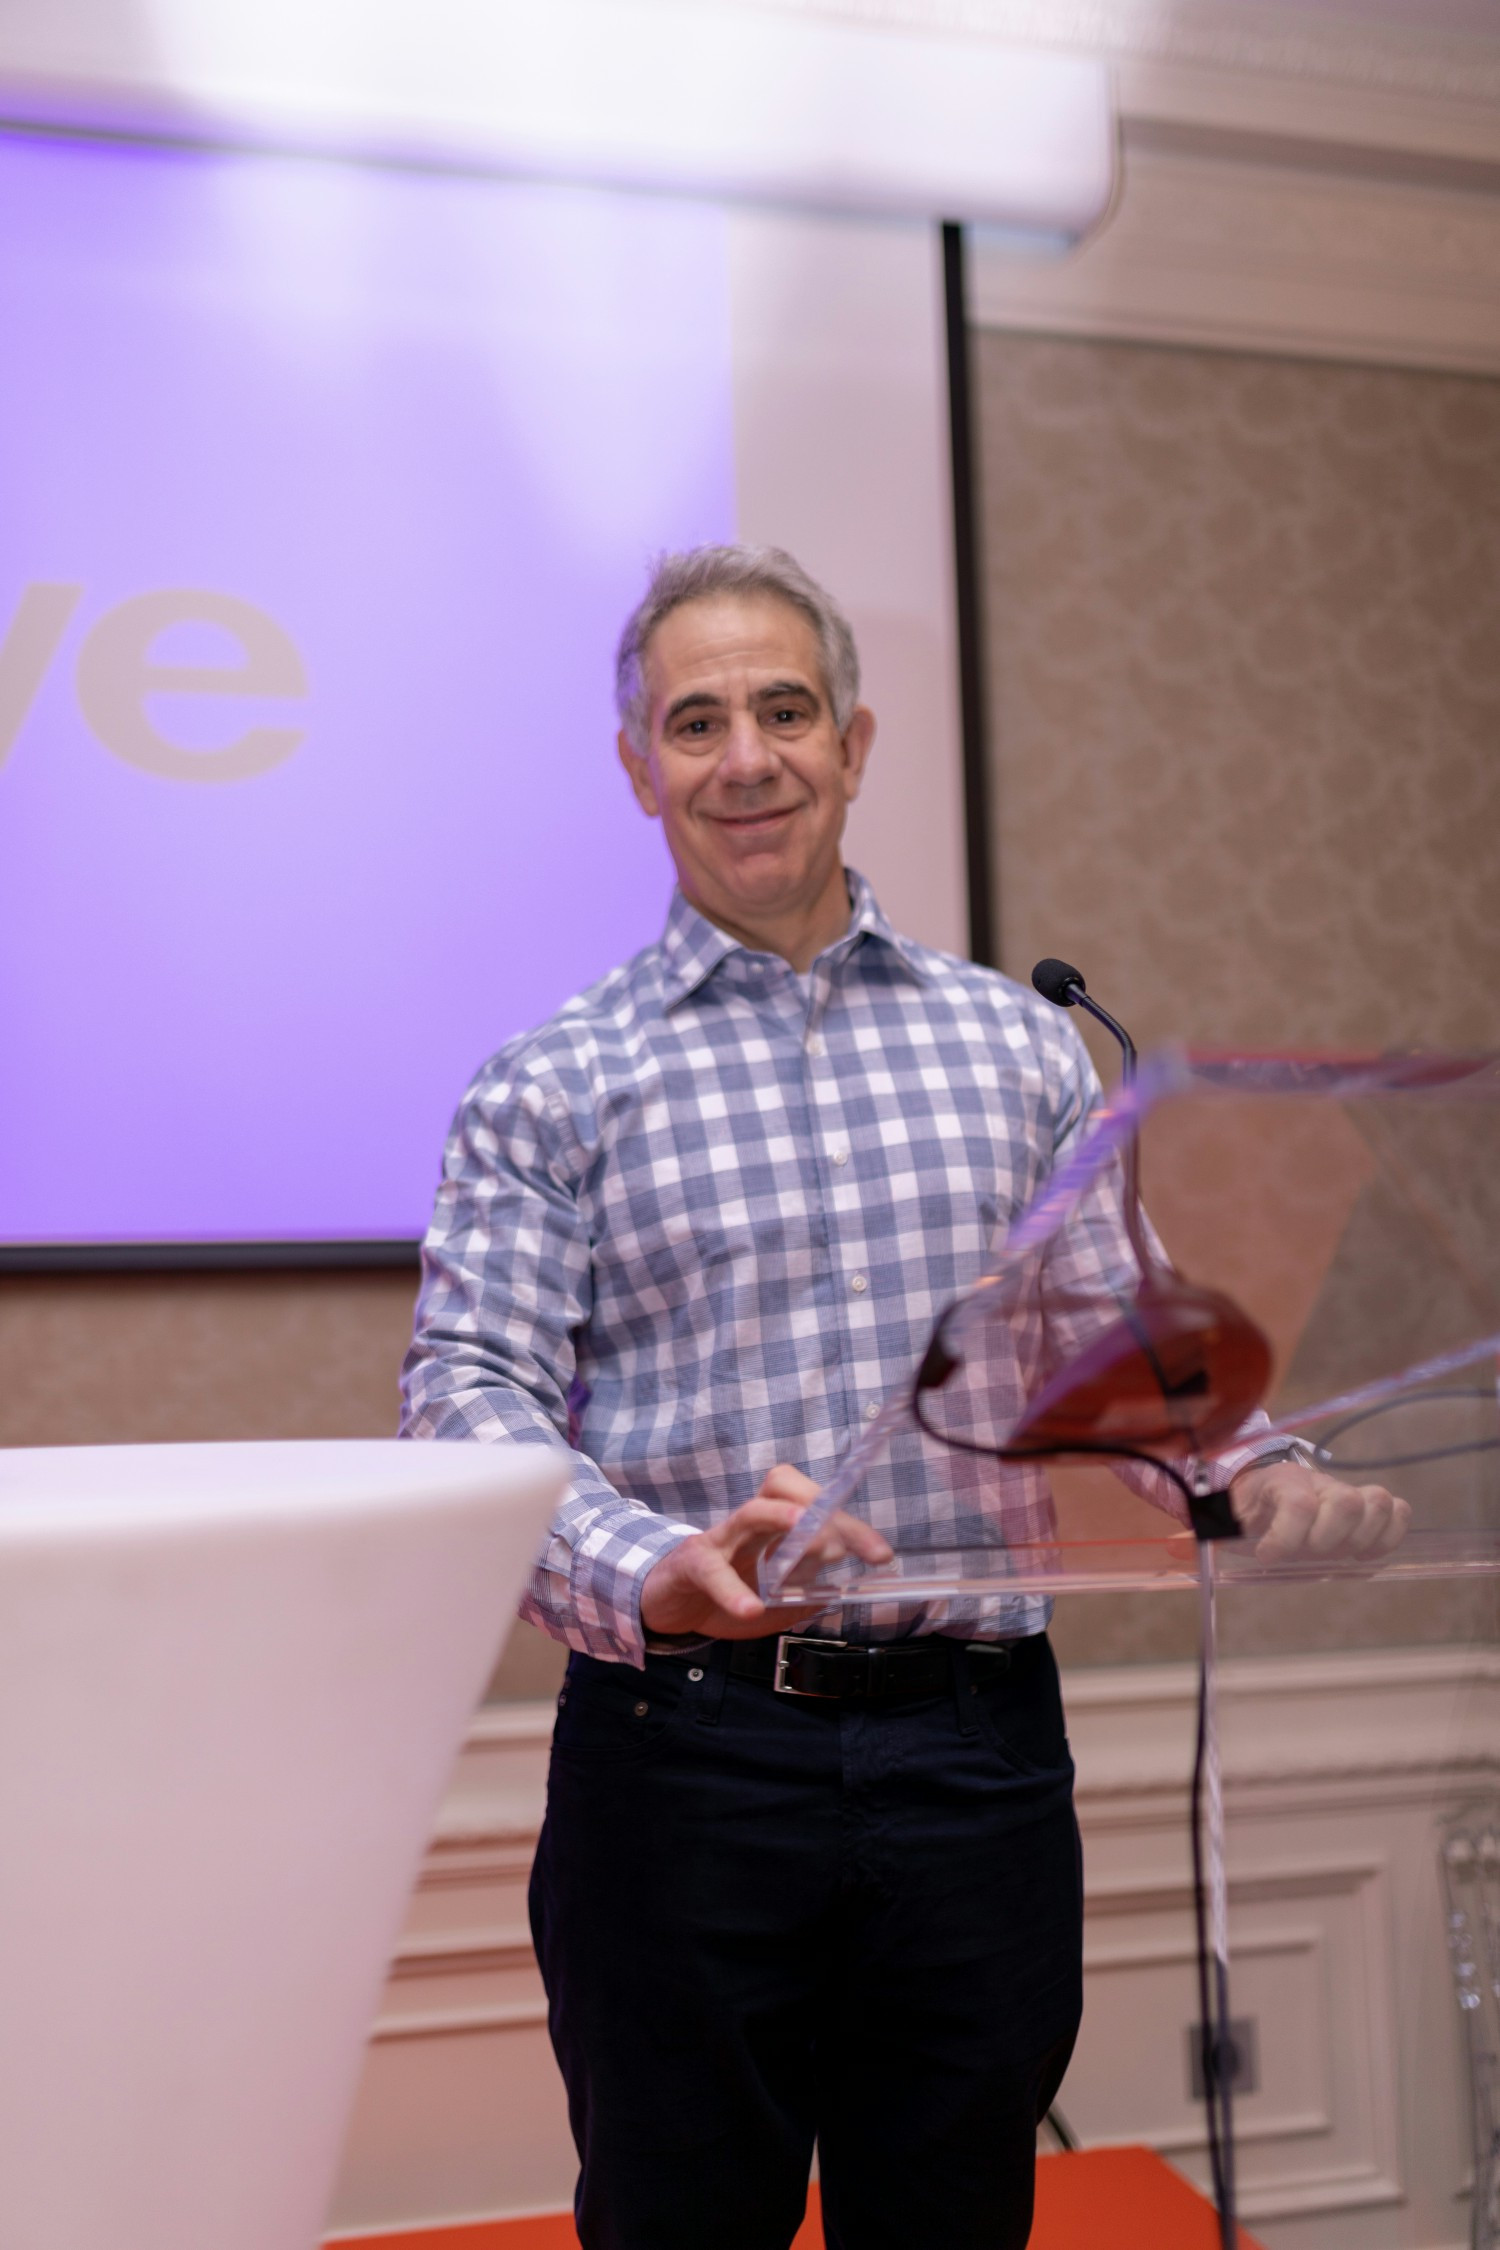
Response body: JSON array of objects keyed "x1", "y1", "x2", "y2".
[{"x1": 75, "y1": 589, "x2": 307, "y2": 782}]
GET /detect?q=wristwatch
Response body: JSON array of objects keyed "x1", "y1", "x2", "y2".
[{"x1": 1241, "y1": 1436, "x2": 1318, "y2": 1473}]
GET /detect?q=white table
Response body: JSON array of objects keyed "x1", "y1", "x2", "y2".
[{"x1": 0, "y1": 1439, "x2": 568, "y2": 2250}]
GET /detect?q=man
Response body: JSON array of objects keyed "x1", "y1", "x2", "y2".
[{"x1": 401, "y1": 546, "x2": 1404, "y2": 2250}]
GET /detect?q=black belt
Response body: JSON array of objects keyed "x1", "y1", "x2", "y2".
[{"x1": 704, "y1": 1631, "x2": 1031, "y2": 1703}]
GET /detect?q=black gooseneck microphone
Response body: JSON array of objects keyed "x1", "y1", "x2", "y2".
[
  {"x1": 1031, "y1": 958, "x2": 1150, "y2": 1274},
  {"x1": 1031, "y1": 957, "x2": 1137, "y2": 1082}
]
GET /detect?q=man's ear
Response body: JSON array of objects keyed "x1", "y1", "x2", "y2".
[
  {"x1": 617, "y1": 729, "x2": 661, "y2": 818},
  {"x1": 840, "y1": 705, "x2": 876, "y2": 801}
]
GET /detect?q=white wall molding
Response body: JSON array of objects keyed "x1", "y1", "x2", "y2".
[
  {"x1": 369, "y1": 1997, "x2": 550, "y2": 2046},
  {"x1": 737, "y1": 0, "x2": 1500, "y2": 126},
  {"x1": 1068, "y1": 1645, "x2": 1500, "y2": 1794},
  {"x1": 428, "y1": 1701, "x2": 552, "y2": 1851},
  {"x1": 971, "y1": 137, "x2": 1500, "y2": 375},
  {"x1": 1082, "y1": 1854, "x2": 1389, "y2": 1914}
]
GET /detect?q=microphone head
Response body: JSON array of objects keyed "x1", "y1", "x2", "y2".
[{"x1": 1032, "y1": 957, "x2": 1086, "y2": 1008}]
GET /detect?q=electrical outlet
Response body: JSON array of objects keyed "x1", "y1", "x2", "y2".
[{"x1": 1187, "y1": 2016, "x2": 1259, "y2": 2099}]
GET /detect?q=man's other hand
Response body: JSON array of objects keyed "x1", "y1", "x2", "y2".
[
  {"x1": 1229, "y1": 1458, "x2": 1411, "y2": 1565},
  {"x1": 639, "y1": 1465, "x2": 893, "y2": 1641}
]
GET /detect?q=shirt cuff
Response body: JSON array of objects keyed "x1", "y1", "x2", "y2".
[{"x1": 573, "y1": 1511, "x2": 701, "y2": 1669}]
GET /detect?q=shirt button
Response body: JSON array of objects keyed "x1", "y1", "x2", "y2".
[
  {"x1": 688, "y1": 1666, "x2": 705, "y2": 1682},
  {"x1": 832, "y1": 1146, "x2": 849, "y2": 1167},
  {"x1": 633, "y1": 1700, "x2": 649, "y2": 1717},
  {"x1": 850, "y1": 1274, "x2": 868, "y2": 1294},
  {"x1": 806, "y1": 1034, "x2": 824, "y2": 1057},
  {"x1": 864, "y1": 1400, "x2": 881, "y2": 1421}
]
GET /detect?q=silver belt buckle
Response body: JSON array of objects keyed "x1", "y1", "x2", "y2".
[{"x1": 773, "y1": 1632, "x2": 848, "y2": 1696}]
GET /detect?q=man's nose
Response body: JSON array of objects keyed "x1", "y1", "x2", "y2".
[{"x1": 718, "y1": 713, "x2": 778, "y2": 785}]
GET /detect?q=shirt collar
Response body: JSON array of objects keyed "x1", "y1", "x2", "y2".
[{"x1": 658, "y1": 867, "x2": 930, "y2": 1011}]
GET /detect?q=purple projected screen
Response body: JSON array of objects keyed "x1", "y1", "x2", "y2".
[{"x1": 0, "y1": 133, "x2": 736, "y2": 1244}]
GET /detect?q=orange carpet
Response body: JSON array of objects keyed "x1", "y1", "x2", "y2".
[
  {"x1": 1032, "y1": 2148, "x2": 1266, "y2": 2246},
  {"x1": 332, "y1": 2148, "x2": 1265, "y2": 2247},
  {"x1": 330, "y1": 2206, "x2": 818, "y2": 2249}
]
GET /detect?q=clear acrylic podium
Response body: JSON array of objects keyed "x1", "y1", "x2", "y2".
[{"x1": 763, "y1": 1049, "x2": 1500, "y2": 2246}]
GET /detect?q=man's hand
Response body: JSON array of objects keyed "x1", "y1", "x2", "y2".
[
  {"x1": 1229, "y1": 1457, "x2": 1411, "y2": 1564},
  {"x1": 639, "y1": 1465, "x2": 893, "y2": 1642}
]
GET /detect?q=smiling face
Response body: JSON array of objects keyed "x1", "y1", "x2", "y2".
[{"x1": 617, "y1": 592, "x2": 874, "y2": 965}]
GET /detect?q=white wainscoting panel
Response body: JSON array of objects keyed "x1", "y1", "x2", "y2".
[
  {"x1": 1065, "y1": 1649, "x2": 1499, "y2": 2250},
  {"x1": 324, "y1": 1650, "x2": 1499, "y2": 2246},
  {"x1": 325, "y1": 1706, "x2": 575, "y2": 2234}
]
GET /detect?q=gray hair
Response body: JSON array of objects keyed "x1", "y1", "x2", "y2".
[{"x1": 614, "y1": 544, "x2": 860, "y2": 752}]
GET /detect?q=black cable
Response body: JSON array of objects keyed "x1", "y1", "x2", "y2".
[
  {"x1": 907, "y1": 1401, "x2": 1205, "y2": 1510},
  {"x1": 1316, "y1": 1386, "x2": 1489, "y2": 1442},
  {"x1": 1190, "y1": 1640, "x2": 1236, "y2": 2249},
  {"x1": 1043, "y1": 2104, "x2": 1078, "y2": 2153},
  {"x1": 914, "y1": 1346, "x2": 1500, "y2": 1495},
  {"x1": 1318, "y1": 1438, "x2": 1500, "y2": 1473},
  {"x1": 915, "y1": 1400, "x2": 1500, "y2": 1489},
  {"x1": 1307, "y1": 1387, "x2": 1496, "y2": 1472}
]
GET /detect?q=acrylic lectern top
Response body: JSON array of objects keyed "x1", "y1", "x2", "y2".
[{"x1": 767, "y1": 1050, "x2": 1500, "y2": 1607}]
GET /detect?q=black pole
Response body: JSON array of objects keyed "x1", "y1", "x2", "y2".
[{"x1": 941, "y1": 220, "x2": 996, "y2": 970}]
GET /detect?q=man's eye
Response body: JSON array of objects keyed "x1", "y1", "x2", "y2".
[{"x1": 771, "y1": 707, "x2": 803, "y2": 725}]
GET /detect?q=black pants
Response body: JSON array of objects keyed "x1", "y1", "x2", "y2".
[{"x1": 529, "y1": 1634, "x2": 1082, "y2": 2250}]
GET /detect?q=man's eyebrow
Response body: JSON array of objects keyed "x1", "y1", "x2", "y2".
[
  {"x1": 663, "y1": 690, "x2": 728, "y2": 726},
  {"x1": 753, "y1": 678, "x2": 821, "y2": 706}
]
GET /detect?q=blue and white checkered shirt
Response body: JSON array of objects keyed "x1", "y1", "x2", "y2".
[{"x1": 401, "y1": 872, "x2": 1260, "y2": 1664}]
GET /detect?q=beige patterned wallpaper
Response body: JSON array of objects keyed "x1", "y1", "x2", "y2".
[
  {"x1": 976, "y1": 332, "x2": 1500, "y2": 1664},
  {"x1": 979, "y1": 335, "x2": 1500, "y2": 1053}
]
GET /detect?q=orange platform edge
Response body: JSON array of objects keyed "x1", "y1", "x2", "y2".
[{"x1": 331, "y1": 2147, "x2": 1267, "y2": 2249}]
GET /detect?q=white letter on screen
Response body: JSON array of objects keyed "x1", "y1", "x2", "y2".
[
  {"x1": 75, "y1": 589, "x2": 307, "y2": 782},
  {"x1": 0, "y1": 584, "x2": 84, "y2": 766}
]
